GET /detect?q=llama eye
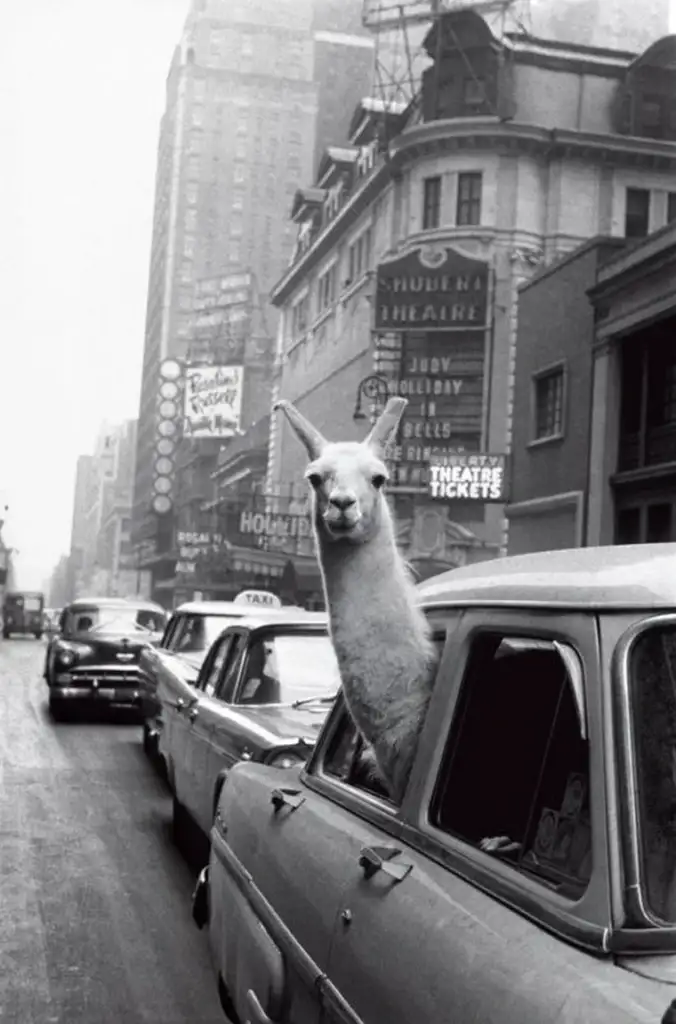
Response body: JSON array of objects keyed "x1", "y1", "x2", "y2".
[
  {"x1": 307, "y1": 472, "x2": 323, "y2": 489},
  {"x1": 372, "y1": 473, "x2": 386, "y2": 489}
]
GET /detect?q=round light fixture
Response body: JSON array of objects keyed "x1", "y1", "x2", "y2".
[
  {"x1": 159, "y1": 380, "x2": 179, "y2": 400},
  {"x1": 153, "y1": 476, "x2": 172, "y2": 495},
  {"x1": 158, "y1": 419, "x2": 177, "y2": 437},
  {"x1": 159, "y1": 399, "x2": 178, "y2": 419},
  {"x1": 160, "y1": 359, "x2": 181, "y2": 381},
  {"x1": 156, "y1": 437, "x2": 175, "y2": 456},
  {"x1": 152, "y1": 494, "x2": 172, "y2": 515},
  {"x1": 155, "y1": 456, "x2": 174, "y2": 476}
]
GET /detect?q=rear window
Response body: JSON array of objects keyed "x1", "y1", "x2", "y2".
[
  {"x1": 167, "y1": 613, "x2": 242, "y2": 653},
  {"x1": 65, "y1": 606, "x2": 166, "y2": 635}
]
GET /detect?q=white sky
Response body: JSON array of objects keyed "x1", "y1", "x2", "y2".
[
  {"x1": 0, "y1": 0, "x2": 188, "y2": 589},
  {"x1": 0, "y1": 0, "x2": 675, "y2": 591}
]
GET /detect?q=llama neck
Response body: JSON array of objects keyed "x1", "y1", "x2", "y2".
[{"x1": 315, "y1": 506, "x2": 434, "y2": 799}]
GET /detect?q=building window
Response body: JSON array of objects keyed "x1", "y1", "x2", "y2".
[
  {"x1": 347, "y1": 227, "x2": 373, "y2": 284},
  {"x1": 463, "y1": 76, "x2": 485, "y2": 105},
  {"x1": 317, "y1": 264, "x2": 337, "y2": 312},
  {"x1": 533, "y1": 365, "x2": 565, "y2": 441},
  {"x1": 456, "y1": 172, "x2": 482, "y2": 226},
  {"x1": 422, "y1": 176, "x2": 441, "y2": 230},
  {"x1": 625, "y1": 187, "x2": 650, "y2": 238},
  {"x1": 291, "y1": 294, "x2": 309, "y2": 337},
  {"x1": 668, "y1": 192, "x2": 676, "y2": 224},
  {"x1": 191, "y1": 107, "x2": 203, "y2": 127}
]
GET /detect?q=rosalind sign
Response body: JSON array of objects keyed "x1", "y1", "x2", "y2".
[
  {"x1": 375, "y1": 245, "x2": 489, "y2": 331},
  {"x1": 428, "y1": 453, "x2": 509, "y2": 502}
]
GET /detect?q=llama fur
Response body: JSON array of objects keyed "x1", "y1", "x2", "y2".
[{"x1": 275, "y1": 397, "x2": 437, "y2": 803}]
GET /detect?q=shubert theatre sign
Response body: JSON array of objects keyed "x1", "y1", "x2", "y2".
[{"x1": 375, "y1": 245, "x2": 489, "y2": 331}]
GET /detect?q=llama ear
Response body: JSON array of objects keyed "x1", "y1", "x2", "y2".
[
  {"x1": 364, "y1": 397, "x2": 408, "y2": 453},
  {"x1": 274, "y1": 399, "x2": 328, "y2": 459}
]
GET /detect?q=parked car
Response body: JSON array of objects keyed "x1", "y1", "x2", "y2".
[
  {"x1": 44, "y1": 597, "x2": 167, "y2": 720},
  {"x1": 167, "y1": 610, "x2": 340, "y2": 846},
  {"x1": 194, "y1": 544, "x2": 676, "y2": 1024},
  {"x1": 139, "y1": 598, "x2": 292, "y2": 759},
  {"x1": 2, "y1": 591, "x2": 45, "y2": 639}
]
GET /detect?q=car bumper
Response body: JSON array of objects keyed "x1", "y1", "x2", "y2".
[{"x1": 51, "y1": 667, "x2": 146, "y2": 707}]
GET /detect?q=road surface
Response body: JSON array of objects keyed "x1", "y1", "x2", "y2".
[{"x1": 0, "y1": 637, "x2": 225, "y2": 1023}]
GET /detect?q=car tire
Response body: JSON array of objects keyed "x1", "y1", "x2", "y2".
[
  {"x1": 172, "y1": 794, "x2": 189, "y2": 847},
  {"x1": 2, "y1": 629, "x2": 10, "y2": 640},
  {"x1": 35, "y1": 632, "x2": 43, "y2": 640},
  {"x1": 49, "y1": 694, "x2": 68, "y2": 722},
  {"x1": 142, "y1": 722, "x2": 154, "y2": 758}
]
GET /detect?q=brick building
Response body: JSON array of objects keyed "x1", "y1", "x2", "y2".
[
  {"x1": 507, "y1": 220, "x2": 676, "y2": 553},
  {"x1": 266, "y1": 9, "x2": 676, "y2": 578}
]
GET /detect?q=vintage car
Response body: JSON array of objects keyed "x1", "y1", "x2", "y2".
[
  {"x1": 2, "y1": 591, "x2": 45, "y2": 639},
  {"x1": 139, "y1": 597, "x2": 293, "y2": 759},
  {"x1": 167, "y1": 610, "x2": 340, "y2": 846},
  {"x1": 194, "y1": 544, "x2": 676, "y2": 1024},
  {"x1": 44, "y1": 597, "x2": 167, "y2": 719}
]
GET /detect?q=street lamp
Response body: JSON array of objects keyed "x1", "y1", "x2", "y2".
[{"x1": 352, "y1": 375, "x2": 390, "y2": 425}]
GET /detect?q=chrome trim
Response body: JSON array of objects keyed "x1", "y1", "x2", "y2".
[{"x1": 611, "y1": 612, "x2": 676, "y2": 930}]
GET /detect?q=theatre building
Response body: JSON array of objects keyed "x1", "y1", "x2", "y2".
[
  {"x1": 506, "y1": 220, "x2": 676, "y2": 552},
  {"x1": 267, "y1": 10, "x2": 676, "y2": 577}
]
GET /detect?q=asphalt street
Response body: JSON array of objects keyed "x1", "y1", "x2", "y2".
[{"x1": 0, "y1": 637, "x2": 225, "y2": 1024}]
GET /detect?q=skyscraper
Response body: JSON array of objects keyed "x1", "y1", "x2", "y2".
[{"x1": 131, "y1": 0, "x2": 375, "y2": 599}]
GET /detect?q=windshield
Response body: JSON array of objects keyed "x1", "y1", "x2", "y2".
[
  {"x1": 239, "y1": 633, "x2": 341, "y2": 706},
  {"x1": 631, "y1": 624, "x2": 676, "y2": 922},
  {"x1": 65, "y1": 606, "x2": 167, "y2": 635},
  {"x1": 5, "y1": 594, "x2": 42, "y2": 612},
  {"x1": 169, "y1": 613, "x2": 241, "y2": 654}
]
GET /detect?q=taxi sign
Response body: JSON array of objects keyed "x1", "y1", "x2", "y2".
[{"x1": 234, "y1": 590, "x2": 282, "y2": 609}]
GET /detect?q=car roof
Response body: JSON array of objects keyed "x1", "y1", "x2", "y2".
[
  {"x1": 223, "y1": 610, "x2": 329, "y2": 632},
  {"x1": 66, "y1": 597, "x2": 165, "y2": 612},
  {"x1": 418, "y1": 543, "x2": 676, "y2": 611},
  {"x1": 173, "y1": 600, "x2": 304, "y2": 616}
]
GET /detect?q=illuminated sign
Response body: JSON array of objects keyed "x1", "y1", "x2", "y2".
[
  {"x1": 375, "y1": 245, "x2": 489, "y2": 331},
  {"x1": 428, "y1": 453, "x2": 508, "y2": 503},
  {"x1": 234, "y1": 590, "x2": 282, "y2": 609}
]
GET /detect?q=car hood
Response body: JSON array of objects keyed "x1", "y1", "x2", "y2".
[{"x1": 241, "y1": 703, "x2": 331, "y2": 744}]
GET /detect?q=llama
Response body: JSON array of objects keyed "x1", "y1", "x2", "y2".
[{"x1": 274, "y1": 396, "x2": 437, "y2": 803}]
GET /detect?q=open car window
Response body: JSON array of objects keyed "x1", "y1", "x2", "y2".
[{"x1": 430, "y1": 633, "x2": 591, "y2": 900}]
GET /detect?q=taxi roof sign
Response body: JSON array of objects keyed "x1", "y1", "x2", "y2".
[{"x1": 234, "y1": 590, "x2": 282, "y2": 609}]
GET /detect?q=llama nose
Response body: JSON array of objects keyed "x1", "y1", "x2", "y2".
[{"x1": 329, "y1": 491, "x2": 356, "y2": 511}]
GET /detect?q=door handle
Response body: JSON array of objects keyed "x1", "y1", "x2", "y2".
[
  {"x1": 240, "y1": 748, "x2": 253, "y2": 761},
  {"x1": 171, "y1": 697, "x2": 187, "y2": 711},
  {"x1": 187, "y1": 706, "x2": 198, "y2": 723},
  {"x1": 270, "y1": 787, "x2": 305, "y2": 812},
  {"x1": 246, "y1": 988, "x2": 275, "y2": 1024},
  {"x1": 358, "y1": 845, "x2": 412, "y2": 883}
]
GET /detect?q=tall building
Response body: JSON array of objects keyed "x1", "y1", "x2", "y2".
[
  {"x1": 131, "y1": 0, "x2": 376, "y2": 604},
  {"x1": 266, "y1": 9, "x2": 676, "y2": 584}
]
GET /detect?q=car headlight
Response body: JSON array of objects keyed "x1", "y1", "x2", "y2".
[
  {"x1": 266, "y1": 750, "x2": 307, "y2": 770},
  {"x1": 57, "y1": 643, "x2": 93, "y2": 666},
  {"x1": 57, "y1": 649, "x2": 76, "y2": 666}
]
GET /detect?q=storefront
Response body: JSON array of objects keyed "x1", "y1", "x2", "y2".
[{"x1": 587, "y1": 222, "x2": 676, "y2": 546}]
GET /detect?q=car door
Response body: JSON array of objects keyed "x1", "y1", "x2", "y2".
[
  {"x1": 173, "y1": 632, "x2": 235, "y2": 815},
  {"x1": 189, "y1": 631, "x2": 249, "y2": 836},
  {"x1": 320, "y1": 610, "x2": 614, "y2": 1024}
]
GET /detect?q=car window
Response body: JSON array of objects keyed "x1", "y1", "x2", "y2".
[
  {"x1": 430, "y1": 633, "x2": 591, "y2": 900},
  {"x1": 319, "y1": 624, "x2": 448, "y2": 805},
  {"x1": 323, "y1": 708, "x2": 397, "y2": 804},
  {"x1": 168, "y1": 613, "x2": 240, "y2": 653},
  {"x1": 237, "y1": 633, "x2": 341, "y2": 706},
  {"x1": 630, "y1": 623, "x2": 676, "y2": 923},
  {"x1": 159, "y1": 616, "x2": 180, "y2": 649},
  {"x1": 215, "y1": 635, "x2": 248, "y2": 703},
  {"x1": 200, "y1": 636, "x2": 236, "y2": 698}
]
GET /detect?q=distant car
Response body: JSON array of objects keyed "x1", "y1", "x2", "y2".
[
  {"x1": 3, "y1": 591, "x2": 45, "y2": 639},
  {"x1": 139, "y1": 600, "x2": 261, "y2": 760},
  {"x1": 44, "y1": 597, "x2": 168, "y2": 720},
  {"x1": 167, "y1": 611, "x2": 340, "y2": 846}
]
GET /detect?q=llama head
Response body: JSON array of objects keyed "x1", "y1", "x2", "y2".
[{"x1": 274, "y1": 397, "x2": 407, "y2": 544}]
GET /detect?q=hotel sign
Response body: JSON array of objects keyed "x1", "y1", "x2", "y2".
[
  {"x1": 428, "y1": 453, "x2": 509, "y2": 502},
  {"x1": 375, "y1": 245, "x2": 489, "y2": 331}
]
